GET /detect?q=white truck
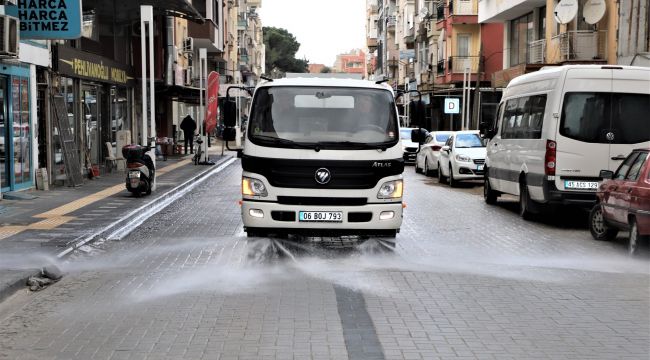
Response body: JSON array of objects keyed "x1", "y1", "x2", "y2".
[{"x1": 231, "y1": 76, "x2": 406, "y2": 238}]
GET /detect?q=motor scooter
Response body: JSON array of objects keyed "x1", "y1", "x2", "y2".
[{"x1": 122, "y1": 144, "x2": 155, "y2": 197}]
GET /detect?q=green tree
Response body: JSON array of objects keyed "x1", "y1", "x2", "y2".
[
  {"x1": 263, "y1": 27, "x2": 308, "y2": 76},
  {"x1": 320, "y1": 66, "x2": 332, "y2": 73}
]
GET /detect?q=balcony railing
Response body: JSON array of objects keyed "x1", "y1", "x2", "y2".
[
  {"x1": 551, "y1": 30, "x2": 607, "y2": 62},
  {"x1": 452, "y1": 0, "x2": 477, "y2": 15},
  {"x1": 437, "y1": 59, "x2": 445, "y2": 75},
  {"x1": 448, "y1": 56, "x2": 481, "y2": 73},
  {"x1": 527, "y1": 39, "x2": 546, "y2": 64},
  {"x1": 387, "y1": 59, "x2": 399, "y2": 68},
  {"x1": 386, "y1": 15, "x2": 397, "y2": 28}
]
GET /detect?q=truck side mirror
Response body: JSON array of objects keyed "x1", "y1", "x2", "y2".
[
  {"x1": 223, "y1": 100, "x2": 237, "y2": 128},
  {"x1": 222, "y1": 127, "x2": 236, "y2": 141},
  {"x1": 409, "y1": 100, "x2": 426, "y2": 127},
  {"x1": 410, "y1": 128, "x2": 426, "y2": 144}
]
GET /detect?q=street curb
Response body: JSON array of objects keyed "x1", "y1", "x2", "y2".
[
  {"x1": 56, "y1": 156, "x2": 237, "y2": 258},
  {"x1": 0, "y1": 269, "x2": 39, "y2": 304}
]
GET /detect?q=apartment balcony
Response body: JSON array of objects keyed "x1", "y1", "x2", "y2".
[
  {"x1": 387, "y1": 59, "x2": 399, "y2": 69},
  {"x1": 452, "y1": 0, "x2": 477, "y2": 16},
  {"x1": 188, "y1": 18, "x2": 221, "y2": 53},
  {"x1": 527, "y1": 39, "x2": 546, "y2": 64},
  {"x1": 367, "y1": 36, "x2": 378, "y2": 51},
  {"x1": 551, "y1": 30, "x2": 607, "y2": 63},
  {"x1": 437, "y1": 59, "x2": 446, "y2": 75},
  {"x1": 436, "y1": 2, "x2": 445, "y2": 21},
  {"x1": 448, "y1": 56, "x2": 481, "y2": 73},
  {"x1": 237, "y1": 16, "x2": 248, "y2": 30},
  {"x1": 404, "y1": 27, "x2": 415, "y2": 48},
  {"x1": 386, "y1": 15, "x2": 397, "y2": 32}
]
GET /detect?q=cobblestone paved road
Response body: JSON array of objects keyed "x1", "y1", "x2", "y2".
[{"x1": 0, "y1": 161, "x2": 648, "y2": 360}]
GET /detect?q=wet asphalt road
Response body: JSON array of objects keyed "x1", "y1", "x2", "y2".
[{"x1": 0, "y1": 161, "x2": 648, "y2": 360}]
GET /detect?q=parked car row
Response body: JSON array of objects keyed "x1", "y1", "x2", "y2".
[
  {"x1": 408, "y1": 65, "x2": 650, "y2": 254},
  {"x1": 414, "y1": 130, "x2": 487, "y2": 188}
]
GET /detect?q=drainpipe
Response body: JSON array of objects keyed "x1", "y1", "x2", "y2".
[{"x1": 165, "y1": 16, "x2": 175, "y2": 86}]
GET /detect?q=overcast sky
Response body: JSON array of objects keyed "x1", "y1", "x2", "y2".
[{"x1": 257, "y1": 0, "x2": 366, "y2": 66}]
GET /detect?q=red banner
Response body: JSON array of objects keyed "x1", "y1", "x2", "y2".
[{"x1": 205, "y1": 71, "x2": 219, "y2": 133}]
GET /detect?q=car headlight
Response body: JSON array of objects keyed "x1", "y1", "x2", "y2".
[
  {"x1": 377, "y1": 180, "x2": 403, "y2": 199},
  {"x1": 455, "y1": 154, "x2": 471, "y2": 162},
  {"x1": 242, "y1": 177, "x2": 268, "y2": 197}
]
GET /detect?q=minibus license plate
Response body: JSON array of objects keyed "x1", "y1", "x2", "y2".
[
  {"x1": 564, "y1": 180, "x2": 598, "y2": 190},
  {"x1": 299, "y1": 211, "x2": 342, "y2": 222}
]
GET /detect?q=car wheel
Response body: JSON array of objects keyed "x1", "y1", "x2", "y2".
[
  {"x1": 415, "y1": 160, "x2": 422, "y2": 174},
  {"x1": 424, "y1": 161, "x2": 430, "y2": 177},
  {"x1": 448, "y1": 164, "x2": 458, "y2": 187},
  {"x1": 437, "y1": 162, "x2": 446, "y2": 184},
  {"x1": 484, "y1": 173, "x2": 498, "y2": 205},
  {"x1": 519, "y1": 181, "x2": 535, "y2": 220},
  {"x1": 589, "y1": 204, "x2": 618, "y2": 241},
  {"x1": 628, "y1": 218, "x2": 648, "y2": 255}
]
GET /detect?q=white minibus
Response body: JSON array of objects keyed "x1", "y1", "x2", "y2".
[{"x1": 481, "y1": 65, "x2": 650, "y2": 218}]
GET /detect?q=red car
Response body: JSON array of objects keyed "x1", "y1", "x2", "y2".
[{"x1": 589, "y1": 148, "x2": 650, "y2": 254}]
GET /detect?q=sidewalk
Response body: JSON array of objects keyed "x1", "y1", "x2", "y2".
[{"x1": 0, "y1": 145, "x2": 237, "y2": 303}]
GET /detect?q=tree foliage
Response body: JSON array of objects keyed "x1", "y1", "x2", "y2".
[
  {"x1": 320, "y1": 66, "x2": 332, "y2": 73},
  {"x1": 263, "y1": 27, "x2": 308, "y2": 76}
]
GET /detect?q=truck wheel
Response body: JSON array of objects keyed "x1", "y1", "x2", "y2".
[
  {"x1": 484, "y1": 174, "x2": 498, "y2": 205},
  {"x1": 589, "y1": 205, "x2": 618, "y2": 241}
]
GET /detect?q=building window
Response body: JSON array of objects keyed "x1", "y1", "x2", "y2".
[{"x1": 509, "y1": 12, "x2": 533, "y2": 66}]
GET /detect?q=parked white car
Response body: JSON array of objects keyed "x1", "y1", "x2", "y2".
[
  {"x1": 415, "y1": 131, "x2": 453, "y2": 176},
  {"x1": 437, "y1": 131, "x2": 486, "y2": 187}
]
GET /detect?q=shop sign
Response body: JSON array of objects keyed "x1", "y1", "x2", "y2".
[
  {"x1": 444, "y1": 98, "x2": 460, "y2": 114},
  {"x1": 205, "y1": 71, "x2": 219, "y2": 133},
  {"x1": 6, "y1": 0, "x2": 82, "y2": 39},
  {"x1": 55, "y1": 45, "x2": 135, "y2": 86}
]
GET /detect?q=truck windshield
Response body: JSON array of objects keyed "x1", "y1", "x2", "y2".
[{"x1": 248, "y1": 86, "x2": 399, "y2": 149}]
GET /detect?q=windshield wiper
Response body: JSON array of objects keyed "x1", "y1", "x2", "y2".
[{"x1": 252, "y1": 135, "x2": 316, "y2": 149}]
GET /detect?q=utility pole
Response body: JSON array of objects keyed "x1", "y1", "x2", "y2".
[{"x1": 472, "y1": 42, "x2": 483, "y2": 130}]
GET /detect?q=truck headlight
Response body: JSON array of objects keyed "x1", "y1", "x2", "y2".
[
  {"x1": 377, "y1": 180, "x2": 403, "y2": 199},
  {"x1": 242, "y1": 177, "x2": 268, "y2": 197},
  {"x1": 455, "y1": 154, "x2": 471, "y2": 162}
]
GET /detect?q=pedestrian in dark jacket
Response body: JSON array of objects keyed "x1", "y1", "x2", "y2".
[{"x1": 180, "y1": 114, "x2": 197, "y2": 154}]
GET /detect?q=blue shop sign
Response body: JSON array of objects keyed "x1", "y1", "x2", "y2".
[{"x1": 6, "y1": 0, "x2": 82, "y2": 39}]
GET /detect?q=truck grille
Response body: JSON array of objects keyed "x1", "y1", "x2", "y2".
[
  {"x1": 242, "y1": 156, "x2": 404, "y2": 189},
  {"x1": 277, "y1": 196, "x2": 367, "y2": 206}
]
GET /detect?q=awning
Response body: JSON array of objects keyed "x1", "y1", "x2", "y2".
[
  {"x1": 84, "y1": 0, "x2": 205, "y2": 24},
  {"x1": 157, "y1": 85, "x2": 201, "y2": 104}
]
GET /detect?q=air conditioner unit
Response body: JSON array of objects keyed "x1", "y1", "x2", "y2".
[
  {"x1": 183, "y1": 37, "x2": 194, "y2": 53},
  {"x1": 0, "y1": 15, "x2": 19, "y2": 58},
  {"x1": 184, "y1": 66, "x2": 193, "y2": 86}
]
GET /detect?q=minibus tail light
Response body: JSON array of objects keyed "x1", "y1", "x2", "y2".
[{"x1": 545, "y1": 140, "x2": 556, "y2": 176}]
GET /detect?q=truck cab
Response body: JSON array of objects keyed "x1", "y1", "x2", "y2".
[{"x1": 238, "y1": 77, "x2": 404, "y2": 238}]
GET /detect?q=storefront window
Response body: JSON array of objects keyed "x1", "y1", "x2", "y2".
[
  {"x1": 12, "y1": 78, "x2": 31, "y2": 187},
  {"x1": 0, "y1": 77, "x2": 7, "y2": 189}
]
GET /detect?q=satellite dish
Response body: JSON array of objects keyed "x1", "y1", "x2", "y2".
[
  {"x1": 419, "y1": 7, "x2": 429, "y2": 20},
  {"x1": 583, "y1": 0, "x2": 606, "y2": 24},
  {"x1": 554, "y1": 0, "x2": 579, "y2": 24}
]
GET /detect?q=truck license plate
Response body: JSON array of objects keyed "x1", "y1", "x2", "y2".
[{"x1": 299, "y1": 211, "x2": 343, "y2": 222}]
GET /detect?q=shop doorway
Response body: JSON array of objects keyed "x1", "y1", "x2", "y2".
[{"x1": 82, "y1": 84, "x2": 106, "y2": 169}]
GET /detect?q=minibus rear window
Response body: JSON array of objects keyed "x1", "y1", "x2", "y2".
[{"x1": 560, "y1": 92, "x2": 650, "y2": 144}]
